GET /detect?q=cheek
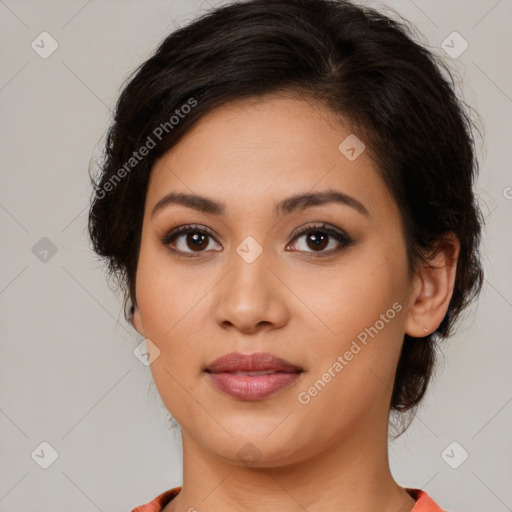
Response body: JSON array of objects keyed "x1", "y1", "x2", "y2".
[
  {"x1": 135, "y1": 244, "x2": 209, "y2": 420},
  {"x1": 289, "y1": 239, "x2": 409, "y2": 419},
  {"x1": 134, "y1": 240, "x2": 217, "y2": 385},
  {"x1": 291, "y1": 241, "x2": 408, "y2": 351},
  {"x1": 135, "y1": 239, "x2": 200, "y2": 337}
]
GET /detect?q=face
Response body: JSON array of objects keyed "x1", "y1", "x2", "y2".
[{"x1": 133, "y1": 94, "x2": 417, "y2": 467}]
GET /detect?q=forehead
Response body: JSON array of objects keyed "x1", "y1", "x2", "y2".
[{"x1": 145, "y1": 95, "x2": 396, "y2": 222}]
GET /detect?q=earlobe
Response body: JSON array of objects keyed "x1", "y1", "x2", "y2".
[
  {"x1": 131, "y1": 304, "x2": 145, "y2": 337},
  {"x1": 404, "y1": 234, "x2": 460, "y2": 338}
]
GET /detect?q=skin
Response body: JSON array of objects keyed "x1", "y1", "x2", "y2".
[{"x1": 132, "y1": 94, "x2": 459, "y2": 512}]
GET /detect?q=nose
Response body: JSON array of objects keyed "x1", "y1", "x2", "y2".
[{"x1": 214, "y1": 247, "x2": 290, "y2": 334}]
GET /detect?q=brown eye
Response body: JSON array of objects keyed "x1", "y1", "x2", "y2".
[
  {"x1": 304, "y1": 232, "x2": 329, "y2": 251},
  {"x1": 160, "y1": 224, "x2": 222, "y2": 256},
  {"x1": 288, "y1": 223, "x2": 354, "y2": 256},
  {"x1": 185, "y1": 232, "x2": 209, "y2": 251}
]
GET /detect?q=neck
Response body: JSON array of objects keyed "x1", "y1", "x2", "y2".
[{"x1": 165, "y1": 410, "x2": 415, "y2": 512}]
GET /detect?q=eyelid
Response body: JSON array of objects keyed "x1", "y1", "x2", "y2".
[
  {"x1": 160, "y1": 223, "x2": 220, "y2": 248},
  {"x1": 286, "y1": 222, "x2": 354, "y2": 254},
  {"x1": 288, "y1": 222, "x2": 349, "y2": 242},
  {"x1": 160, "y1": 221, "x2": 354, "y2": 256}
]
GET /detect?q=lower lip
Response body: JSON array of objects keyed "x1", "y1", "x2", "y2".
[{"x1": 207, "y1": 372, "x2": 302, "y2": 400}]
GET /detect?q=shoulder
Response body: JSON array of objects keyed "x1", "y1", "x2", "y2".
[
  {"x1": 131, "y1": 486, "x2": 182, "y2": 512},
  {"x1": 133, "y1": 486, "x2": 450, "y2": 512},
  {"x1": 407, "y1": 488, "x2": 452, "y2": 512}
]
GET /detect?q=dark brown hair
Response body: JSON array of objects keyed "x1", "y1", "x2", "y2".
[{"x1": 88, "y1": 0, "x2": 483, "y2": 428}]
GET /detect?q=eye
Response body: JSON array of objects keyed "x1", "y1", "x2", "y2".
[
  {"x1": 287, "y1": 223, "x2": 354, "y2": 256},
  {"x1": 160, "y1": 224, "x2": 221, "y2": 257},
  {"x1": 160, "y1": 222, "x2": 354, "y2": 258}
]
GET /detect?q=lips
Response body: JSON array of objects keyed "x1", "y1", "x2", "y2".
[
  {"x1": 204, "y1": 352, "x2": 304, "y2": 401},
  {"x1": 205, "y1": 352, "x2": 303, "y2": 374}
]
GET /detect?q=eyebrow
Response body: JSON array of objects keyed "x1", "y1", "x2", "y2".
[{"x1": 151, "y1": 188, "x2": 369, "y2": 219}]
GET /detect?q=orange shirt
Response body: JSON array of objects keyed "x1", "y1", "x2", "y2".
[{"x1": 131, "y1": 486, "x2": 448, "y2": 511}]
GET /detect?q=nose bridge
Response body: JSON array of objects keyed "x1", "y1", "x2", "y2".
[
  {"x1": 231, "y1": 239, "x2": 270, "y2": 298},
  {"x1": 214, "y1": 237, "x2": 289, "y2": 332}
]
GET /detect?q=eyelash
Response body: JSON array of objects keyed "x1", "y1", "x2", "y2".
[{"x1": 159, "y1": 222, "x2": 354, "y2": 258}]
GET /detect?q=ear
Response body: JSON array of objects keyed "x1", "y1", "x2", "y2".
[
  {"x1": 404, "y1": 233, "x2": 460, "y2": 337},
  {"x1": 130, "y1": 304, "x2": 145, "y2": 337}
]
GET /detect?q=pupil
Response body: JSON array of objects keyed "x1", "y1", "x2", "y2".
[
  {"x1": 307, "y1": 232, "x2": 328, "y2": 251},
  {"x1": 187, "y1": 233, "x2": 207, "y2": 251}
]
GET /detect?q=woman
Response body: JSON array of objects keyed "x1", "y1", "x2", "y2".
[{"x1": 88, "y1": 0, "x2": 483, "y2": 510}]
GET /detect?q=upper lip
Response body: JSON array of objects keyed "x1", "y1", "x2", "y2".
[{"x1": 205, "y1": 352, "x2": 303, "y2": 373}]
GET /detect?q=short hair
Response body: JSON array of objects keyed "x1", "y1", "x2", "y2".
[{"x1": 88, "y1": 0, "x2": 483, "y2": 428}]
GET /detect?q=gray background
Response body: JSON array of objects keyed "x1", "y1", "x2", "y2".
[{"x1": 0, "y1": 0, "x2": 511, "y2": 511}]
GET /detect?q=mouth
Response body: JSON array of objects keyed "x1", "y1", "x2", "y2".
[{"x1": 204, "y1": 352, "x2": 304, "y2": 401}]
